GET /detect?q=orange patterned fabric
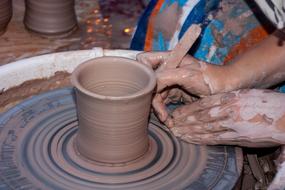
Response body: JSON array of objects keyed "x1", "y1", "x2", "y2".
[
  {"x1": 144, "y1": 0, "x2": 164, "y2": 51},
  {"x1": 224, "y1": 26, "x2": 270, "y2": 64}
]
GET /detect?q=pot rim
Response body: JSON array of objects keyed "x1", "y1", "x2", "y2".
[{"x1": 71, "y1": 56, "x2": 156, "y2": 100}]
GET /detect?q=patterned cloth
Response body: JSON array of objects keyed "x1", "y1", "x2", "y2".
[
  {"x1": 255, "y1": 0, "x2": 285, "y2": 29},
  {"x1": 131, "y1": 0, "x2": 276, "y2": 64},
  {"x1": 131, "y1": 0, "x2": 220, "y2": 53},
  {"x1": 130, "y1": 0, "x2": 285, "y2": 91}
]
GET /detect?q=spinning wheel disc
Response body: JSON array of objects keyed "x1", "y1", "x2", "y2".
[{"x1": 0, "y1": 88, "x2": 242, "y2": 189}]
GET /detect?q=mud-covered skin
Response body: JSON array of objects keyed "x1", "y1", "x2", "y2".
[
  {"x1": 137, "y1": 31, "x2": 285, "y2": 124},
  {"x1": 137, "y1": 51, "x2": 229, "y2": 95},
  {"x1": 170, "y1": 89, "x2": 285, "y2": 190},
  {"x1": 137, "y1": 52, "x2": 229, "y2": 123},
  {"x1": 137, "y1": 31, "x2": 285, "y2": 189},
  {"x1": 170, "y1": 89, "x2": 285, "y2": 147}
]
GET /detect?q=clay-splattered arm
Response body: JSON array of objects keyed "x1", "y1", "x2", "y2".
[
  {"x1": 138, "y1": 30, "x2": 285, "y2": 96},
  {"x1": 170, "y1": 89, "x2": 285, "y2": 147}
]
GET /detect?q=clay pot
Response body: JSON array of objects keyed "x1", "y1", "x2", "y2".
[
  {"x1": 0, "y1": 0, "x2": 12, "y2": 36},
  {"x1": 24, "y1": 0, "x2": 77, "y2": 37},
  {"x1": 71, "y1": 57, "x2": 156, "y2": 164}
]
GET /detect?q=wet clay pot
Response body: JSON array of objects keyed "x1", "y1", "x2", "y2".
[
  {"x1": 0, "y1": 0, "x2": 12, "y2": 36},
  {"x1": 24, "y1": 0, "x2": 77, "y2": 37},
  {"x1": 71, "y1": 57, "x2": 156, "y2": 164}
]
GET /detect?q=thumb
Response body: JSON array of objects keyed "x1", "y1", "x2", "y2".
[
  {"x1": 136, "y1": 51, "x2": 170, "y2": 69},
  {"x1": 156, "y1": 67, "x2": 194, "y2": 92}
]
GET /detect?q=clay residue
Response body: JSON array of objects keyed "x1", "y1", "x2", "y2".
[
  {"x1": 276, "y1": 114, "x2": 285, "y2": 131},
  {"x1": 171, "y1": 89, "x2": 285, "y2": 147},
  {"x1": 248, "y1": 114, "x2": 274, "y2": 125},
  {"x1": 0, "y1": 71, "x2": 71, "y2": 113}
]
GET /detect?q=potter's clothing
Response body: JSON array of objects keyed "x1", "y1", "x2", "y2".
[
  {"x1": 131, "y1": 0, "x2": 284, "y2": 63},
  {"x1": 255, "y1": 0, "x2": 285, "y2": 29},
  {"x1": 131, "y1": 0, "x2": 285, "y2": 91}
]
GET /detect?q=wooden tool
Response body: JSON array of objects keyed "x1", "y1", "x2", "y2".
[{"x1": 157, "y1": 24, "x2": 201, "y2": 71}]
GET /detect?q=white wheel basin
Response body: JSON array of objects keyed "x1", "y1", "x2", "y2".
[{"x1": 0, "y1": 48, "x2": 141, "y2": 91}]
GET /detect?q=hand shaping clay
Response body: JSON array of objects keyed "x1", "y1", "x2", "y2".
[
  {"x1": 24, "y1": 0, "x2": 78, "y2": 37},
  {"x1": 0, "y1": 0, "x2": 12, "y2": 36},
  {"x1": 71, "y1": 57, "x2": 156, "y2": 164}
]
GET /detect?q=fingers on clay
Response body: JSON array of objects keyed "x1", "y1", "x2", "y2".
[{"x1": 152, "y1": 94, "x2": 169, "y2": 122}]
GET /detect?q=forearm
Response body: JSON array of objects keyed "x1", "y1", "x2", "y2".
[{"x1": 226, "y1": 30, "x2": 285, "y2": 90}]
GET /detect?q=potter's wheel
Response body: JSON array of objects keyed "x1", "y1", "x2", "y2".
[{"x1": 0, "y1": 88, "x2": 242, "y2": 189}]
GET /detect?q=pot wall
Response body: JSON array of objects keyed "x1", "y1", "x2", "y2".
[
  {"x1": 24, "y1": 0, "x2": 77, "y2": 36},
  {"x1": 0, "y1": 0, "x2": 12, "y2": 36},
  {"x1": 72, "y1": 57, "x2": 156, "y2": 163}
]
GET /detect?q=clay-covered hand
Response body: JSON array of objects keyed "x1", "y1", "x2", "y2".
[
  {"x1": 170, "y1": 89, "x2": 285, "y2": 147},
  {"x1": 137, "y1": 51, "x2": 232, "y2": 123},
  {"x1": 150, "y1": 88, "x2": 197, "y2": 126},
  {"x1": 137, "y1": 51, "x2": 230, "y2": 95}
]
